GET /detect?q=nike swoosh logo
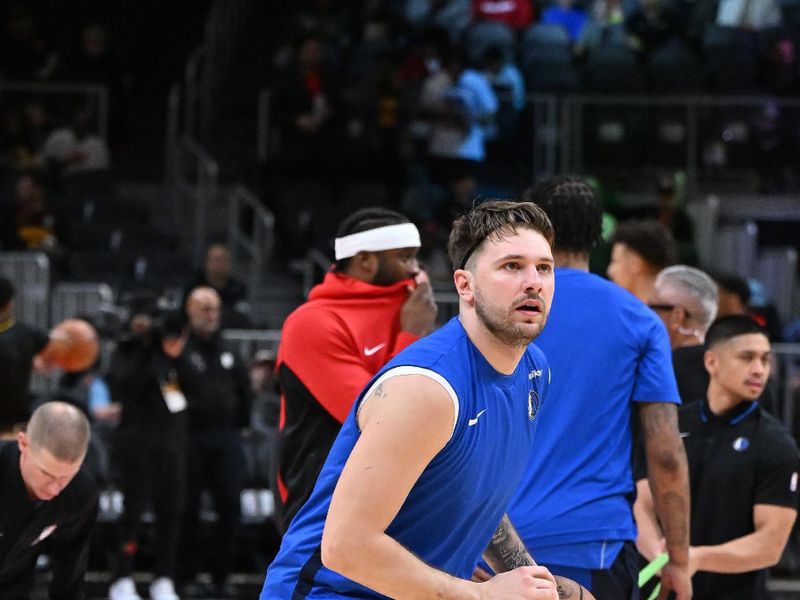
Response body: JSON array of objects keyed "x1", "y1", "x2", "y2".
[
  {"x1": 364, "y1": 343, "x2": 386, "y2": 356},
  {"x1": 468, "y1": 409, "x2": 487, "y2": 426},
  {"x1": 680, "y1": 432, "x2": 690, "y2": 438}
]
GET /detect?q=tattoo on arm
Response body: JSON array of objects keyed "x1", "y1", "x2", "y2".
[
  {"x1": 555, "y1": 578, "x2": 582, "y2": 599},
  {"x1": 640, "y1": 402, "x2": 680, "y2": 438},
  {"x1": 372, "y1": 383, "x2": 387, "y2": 401},
  {"x1": 640, "y1": 402, "x2": 691, "y2": 556},
  {"x1": 483, "y1": 514, "x2": 534, "y2": 572}
]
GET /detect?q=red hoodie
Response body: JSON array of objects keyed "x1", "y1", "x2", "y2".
[{"x1": 274, "y1": 272, "x2": 419, "y2": 529}]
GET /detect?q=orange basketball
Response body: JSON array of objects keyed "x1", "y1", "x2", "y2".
[{"x1": 48, "y1": 319, "x2": 100, "y2": 372}]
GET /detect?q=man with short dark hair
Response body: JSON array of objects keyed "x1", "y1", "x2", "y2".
[
  {"x1": 636, "y1": 315, "x2": 799, "y2": 600},
  {"x1": 498, "y1": 176, "x2": 691, "y2": 600},
  {"x1": 274, "y1": 208, "x2": 437, "y2": 531},
  {"x1": 0, "y1": 401, "x2": 98, "y2": 600},
  {"x1": 607, "y1": 220, "x2": 677, "y2": 303},
  {"x1": 262, "y1": 199, "x2": 592, "y2": 599}
]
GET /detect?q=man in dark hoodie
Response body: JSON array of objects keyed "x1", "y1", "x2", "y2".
[{"x1": 274, "y1": 207, "x2": 438, "y2": 532}]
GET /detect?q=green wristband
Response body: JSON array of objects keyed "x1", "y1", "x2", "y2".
[{"x1": 638, "y1": 552, "x2": 669, "y2": 587}]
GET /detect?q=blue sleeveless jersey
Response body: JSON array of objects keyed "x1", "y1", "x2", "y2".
[{"x1": 261, "y1": 317, "x2": 550, "y2": 599}]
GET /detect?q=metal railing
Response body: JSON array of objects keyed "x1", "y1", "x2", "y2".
[
  {"x1": 227, "y1": 185, "x2": 275, "y2": 300},
  {"x1": 170, "y1": 135, "x2": 219, "y2": 264},
  {"x1": 50, "y1": 283, "x2": 115, "y2": 326},
  {"x1": 256, "y1": 88, "x2": 273, "y2": 163},
  {"x1": 0, "y1": 81, "x2": 109, "y2": 139},
  {"x1": 0, "y1": 252, "x2": 50, "y2": 331}
]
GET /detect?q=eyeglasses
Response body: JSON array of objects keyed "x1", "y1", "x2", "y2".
[{"x1": 648, "y1": 303, "x2": 692, "y2": 319}]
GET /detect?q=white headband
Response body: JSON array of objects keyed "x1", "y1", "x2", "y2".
[{"x1": 334, "y1": 223, "x2": 421, "y2": 260}]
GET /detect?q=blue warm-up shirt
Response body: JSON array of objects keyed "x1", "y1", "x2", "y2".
[
  {"x1": 262, "y1": 317, "x2": 550, "y2": 599},
  {"x1": 508, "y1": 268, "x2": 680, "y2": 569}
]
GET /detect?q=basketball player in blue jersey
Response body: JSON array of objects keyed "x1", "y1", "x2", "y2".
[{"x1": 261, "y1": 200, "x2": 594, "y2": 599}]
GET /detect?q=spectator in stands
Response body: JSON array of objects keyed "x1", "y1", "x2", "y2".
[
  {"x1": 481, "y1": 45, "x2": 525, "y2": 141},
  {"x1": 624, "y1": 0, "x2": 680, "y2": 54},
  {"x1": 0, "y1": 4, "x2": 59, "y2": 81},
  {"x1": 106, "y1": 305, "x2": 187, "y2": 600},
  {"x1": 717, "y1": 0, "x2": 781, "y2": 30},
  {"x1": 576, "y1": 0, "x2": 626, "y2": 56},
  {"x1": 9, "y1": 173, "x2": 61, "y2": 253},
  {"x1": 629, "y1": 174, "x2": 696, "y2": 264},
  {"x1": 541, "y1": 0, "x2": 589, "y2": 42},
  {"x1": 427, "y1": 49, "x2": 498, "y2": 184},
  {"x1": 176, "y1": 287, "x2": 252, "y2": 599},
  {"x1": 635, "y1": 316, "x2": 799, "y2": 600},
  {"x1": 40, "y1": 108, "x2": 111, "y2": 175},
  {"x1": 471, "y1": 0, "x2": 534, "y2": 29},
  {"x1": 274, "y1": 208, "x2": 437, "y2": 532},
  {"x1": 0, "y1": 277, "x2": 67, "y2": 438},
  {"x1": 0, "y1": 104, "x2": 40, "y2": 172},
  {"x1": 715, "y1": 273, "x2": 751, "y2": 318},
  {"x1": 607, "y1": 219, "x2": 677, "y2": 302},
  {"x1": 273, "y1": 33, "x2": 341, "y2": 179},
  {"x1": 0, "y1": 402, "x2": 97, "y2": 600},
  {"x1": 183, "y1": 243, "x2": 251, "y2": 329},
  {"x1": 404, "y1": 0, "x2": 472, "y2": 41}
]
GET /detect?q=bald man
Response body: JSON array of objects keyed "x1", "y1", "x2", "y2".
[
  {"x1": 0, "y1": 401, "x2": 98, "y2": 600},
  {"x1": 175, "y1": 287, "x2": 252, "y2": 598}
]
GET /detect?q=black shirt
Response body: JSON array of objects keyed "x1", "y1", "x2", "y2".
[
  {"x1": 0, "y1": 442, "x2": 98, "y2": 600},
  {"x1": 0, "y1": 320, "x2": 49, "y2": 429},
  {"x1": 106, "y1": 336, "x2": 186, "y2": 432},
  {"x1": 175, "y1": 332, "x2": 252, "y2": 430},
  {"x1": 640, "y1": 400, "x2": 800, "y2": 600}
]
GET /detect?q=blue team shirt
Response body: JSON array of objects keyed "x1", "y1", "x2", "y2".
[
  {"x1": 262, "y1": 317, "x2": 550, "y2": 599},
  {"x1": 508, "y1": 269, "x2": 680, "y2": 569}
]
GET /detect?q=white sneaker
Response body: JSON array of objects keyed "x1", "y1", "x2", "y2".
[
  {"x1": 150, "y1": 577, "x2": 180, "y2": 600},
  {"x1": 109, "y1": 577, "x2": 143, "y2": 600}
]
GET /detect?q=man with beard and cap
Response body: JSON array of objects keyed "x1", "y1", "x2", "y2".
[
  {"x1": 262, "y1": 199, "x2": 593, "y2": 600},
  {"x1": 273, "y1": 207, "x2": 437, "y2": 532}
]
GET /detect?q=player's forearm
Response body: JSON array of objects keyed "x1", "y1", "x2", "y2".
[
  {"x1": 322, "y1": 529, "x2": 481, "y2": 600},
  {"x1": 693, "y1": 530, "x2": 786, "y2": 573},
  {"x1": 641, "y1": 403, "x2": 691, "y2": 565},
  {"x1": 482, "y1": 514, "x2": 536, "y2": 573},
  {"x1": 482, "y1": 515, "x2": 588, "y2": 599},
  {"x1": 633, "y1": 482, "x2": 665, "y2": 562}
]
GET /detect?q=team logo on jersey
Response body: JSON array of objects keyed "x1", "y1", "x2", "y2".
[
  {"x1": 31, "y1": 524, "x2": 57, "y2": 546},
  {"x1": 528, "y1": 390, "x2": 540, "y2": 421},
  {"x1": 220, "y1": 352, "x2": 234, "y2": 369},
  {"x1": 732, "y1": 437, "x2": 750, "y2": 451}
]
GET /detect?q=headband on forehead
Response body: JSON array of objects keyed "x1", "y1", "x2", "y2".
[{"x1": 334, "y1": 223, "x2": 421, "y2": 260}]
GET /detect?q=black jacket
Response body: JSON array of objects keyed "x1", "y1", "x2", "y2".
[
  {"x1": 0, "y1": 442, "x2": 98, "y2": 600},
  {"x1": 175, "y1": 332, "x2": 252, "y2": 430}
]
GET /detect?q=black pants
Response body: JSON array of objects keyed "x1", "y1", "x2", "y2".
[
  {"x1": 178, "y1": 428, "x2": 244, "y2": 585},
  {"x1": 114, "y1": 424, "x2": 186, "y2": 579},
  {"x1": 548, "y1": 541, "x2": 641, "y2": 600}
]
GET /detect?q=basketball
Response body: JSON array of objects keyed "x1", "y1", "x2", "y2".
[{"x1": 48, "y1": 319, "x2": 100, "y2": 372}]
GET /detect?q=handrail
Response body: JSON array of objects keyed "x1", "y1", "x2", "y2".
[
  {"x1": 171, "y1": 135, "x2": 219, "y2": 263},
  {"x1": 184, "y1": 44, "x2": 207, "y2": 139},
  {"x1": 257, "y1": 88, "x2": 273, "y2": 163},
  {"x1": 0, "y1": 81, "x2": 109, "y2": 138},
  {"x1": 227, "y1": 185, "x2": 275, "y2": 301}
]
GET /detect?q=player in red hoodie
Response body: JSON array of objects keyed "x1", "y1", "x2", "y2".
[{"x1": 274, "y1": 208, "x2": 438, "y2": 531}]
